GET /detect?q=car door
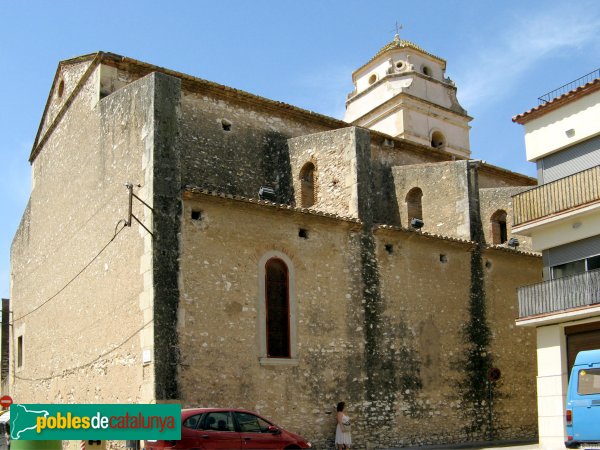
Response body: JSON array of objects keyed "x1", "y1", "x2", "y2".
[
  {"x1": 190, "y1": 411, "x2": 242, "y2": 449},
  {"x1": 573, "y1": 365, "x2": 600, "y2": 442},
  {"x1": 234, "y1": 412, "x2": 282, "y2": 449},
  {"x1": 180, "y1": 413, "x2": 204, "y2": 448}
]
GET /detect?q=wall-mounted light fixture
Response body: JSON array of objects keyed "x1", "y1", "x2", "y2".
[
  {"x1": 410, "y1": 218, "x2": 424, "y2": 230},
  {"x1": 507, "y1": 238, "x2": 520, "y2": 248},
  {"x1": 259, "y1": 187, "x2": 276, "y2": 201}
]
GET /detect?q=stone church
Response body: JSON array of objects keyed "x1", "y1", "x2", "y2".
[{"x1": 10, "y1": 36, "x2": 542, "y2": 448}]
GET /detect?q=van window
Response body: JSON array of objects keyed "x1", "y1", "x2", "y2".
[{"x1": 578, "y1": 368, "x2": 600, "y2": 395}]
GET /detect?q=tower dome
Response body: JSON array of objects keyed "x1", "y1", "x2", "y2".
[{"x1": 344, "y1": 35, "x2": 472, "y2": 158}]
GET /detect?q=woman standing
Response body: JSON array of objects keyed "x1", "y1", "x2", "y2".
[{"x1": 335, "y1": 401, "x2": 352, "y2": 450}]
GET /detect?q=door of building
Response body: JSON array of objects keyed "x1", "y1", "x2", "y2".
[{"x1": 566, "y1": 322, "x2": 600, "y2": 376}]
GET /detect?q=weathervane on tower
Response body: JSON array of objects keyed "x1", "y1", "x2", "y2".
[{"x1": 392, "y1": 21, "x2": 403, "y2": 41}]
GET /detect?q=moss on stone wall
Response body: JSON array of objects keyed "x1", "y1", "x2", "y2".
[{"x1": 461, "y1": 244, "x2": 496, "y2": 438}]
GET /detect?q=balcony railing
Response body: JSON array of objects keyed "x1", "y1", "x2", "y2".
[
  {"x1": 538, "y1": 68, "x2": 600, "y2": 104},
  {"x1": 512, "y1": 165, "x2": 600, "y2": 226},
  {"x1": 518, "y1": 268, "x2": 600, "y2": 318}
]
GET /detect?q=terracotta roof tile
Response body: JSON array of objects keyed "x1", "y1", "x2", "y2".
[
  {"x1": 375, "y1": 224, "x2": 540, "y2": 256},
  {"x1": 513, "y1": 78, "x2": 600, "y2": 124},
  {"x1": 182, "y1": 186, "x2": 362, "y2": 223},
  {"x1": 355, "y1": 36, "x2": 446, "y2": 75}
]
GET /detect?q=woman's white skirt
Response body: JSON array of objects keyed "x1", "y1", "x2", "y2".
[{"x1": 335, "y1": 424, "x2": 352, "y2": 446}]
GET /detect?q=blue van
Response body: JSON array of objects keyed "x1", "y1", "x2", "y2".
[{"x1": 565, "y1": 349, "x2": 600, "y2": 448}]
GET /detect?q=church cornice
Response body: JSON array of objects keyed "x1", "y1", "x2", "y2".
[
  {"x1": 353, "y1": 37, "x2": 447, "y2": 78},
  {"x1": 346, "y1": 70, "x2": 458, "y2": 105},
  {"x1": 349, "y1": 91, "x2": 473, "y2": 128}
]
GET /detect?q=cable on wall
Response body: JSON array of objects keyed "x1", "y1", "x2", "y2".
[
  {"x1": 14, "y1": 318, "x2": 154, "y2": 382},
  {"x1": 10, "y1": 219, "x2": 127, "y2": 324}
]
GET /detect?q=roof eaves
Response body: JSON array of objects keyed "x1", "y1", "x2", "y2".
[
  {"x1": 29, "y1": 52, "x2": 103, "y2": 162},
  {"x1": 373, "y1": 224, "x2": 475, "y2": 246},
  {"x1": 354, "y1": 38, "x2": 447, "y2": 77},
  {"x1": 374, "y1": 225, "x2": 541, "y2": 257},
  {"x1": 485, "y1": 244, "x2": 541, "y2": 258},
  {"x1": 477, "y1": 161, "x2": 537, "y2": 185},
  {"x1": 99, "y1": 53, "x2": 349, "y2": 130},
  {"x1": 29, "y1": 50, "x2": 351, "y2": 164},
  {"x1": 182, "y1": 186, "x2": 362, "y2": 224},
  {"x1": 513, "y1": 78, "x2": 600, "y2": 124}
]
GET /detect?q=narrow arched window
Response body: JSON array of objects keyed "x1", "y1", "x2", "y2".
[
  {"x1": 406, "y1": 187, "x2": 423, "y2": 227},
  {"x1": 265, "y1": 258, "x2": 290, "y2": 358},
  {"x1": 491, "y1": 210, "x2": 508, "y2": 244},
  {"x1": 300, "y1": 162, "x2": 316, "y2": 207}
]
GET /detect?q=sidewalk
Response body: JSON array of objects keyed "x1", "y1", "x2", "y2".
[{"x1": 385, "y1": 440, "x2": 539, "y2": 450}]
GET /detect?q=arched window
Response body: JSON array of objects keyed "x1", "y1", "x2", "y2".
[
  {"x1": 406, "y1": 187, "x2": 423, "y2": 227},
  {"x1": 300, "y1": 162, "x2": 316, "y2": 207},
  {"x1": 265, "y1": 258, "x2": 290, "y2": 358},
  {"x1": 491, "y1": 210, "x2": 508, "y2": 244},
  {"x1": 431, "y1": 131, "x2": 446, "y2": 149}
]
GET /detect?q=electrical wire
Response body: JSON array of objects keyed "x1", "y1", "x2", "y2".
[
  {"x1": 14, "y1": 318, "x2": 154, "y2": 382},
  {"x1": 10, "y1": 220, "x2": 128, "y2": 324}
]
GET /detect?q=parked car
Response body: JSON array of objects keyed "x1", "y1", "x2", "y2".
[
  {"x1": 565, "y1": 349, "x2": 600, "y2": 449},
  {"x1": 145, "y1": 408, "x2": 311, "y2": 449}
]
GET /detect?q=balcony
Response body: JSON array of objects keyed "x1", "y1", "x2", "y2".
[
  {"x1": 538, "y1": 68, "x2": 600, "y2": 104},
  {"x1": 512, "y1": 165, "x2": 600, "y2": 227},
  {"x1": 518, "y1": 268, "x2": 600, "y2": 318}
]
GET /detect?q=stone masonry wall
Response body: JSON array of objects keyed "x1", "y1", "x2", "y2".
[
  {"x1": 10, "y1": 66, "x2": 155, "y2": 403},
  {"x1": 392, "y1": 161, "x2": 471, "y2": 238},
  {"x1": 178, "y1": 196, "x2": 365, "y2": 448},
  {"x1": 178, "y1": 193, "x2": 541, "y2": 449},
  {"x1": 288, "y1": 128, "x2": 367, "y2": 219},
  {"x1": 151, "y1": 73, "x2": 183, "y2": 401},
  {"x1": 177, "y1": 91, "x2": 331, "y2": 204},
  {"x1": 479, "y1": 187, "x2": 534, "y2": 252},
  {"x1": 478, "y1": 168, "x2": 536, "y2": 189},
  {"x1": 481, "y1": 248, "x2": 540, "y2": 439}
]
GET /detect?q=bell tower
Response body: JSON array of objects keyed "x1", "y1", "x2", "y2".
[{"x1": 344, "y1": 35, "x2": 472, "y2": 158}]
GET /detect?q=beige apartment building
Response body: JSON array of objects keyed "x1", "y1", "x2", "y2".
[{"x1": 513, "y1": 70, "x2": 600, "y2": 449}]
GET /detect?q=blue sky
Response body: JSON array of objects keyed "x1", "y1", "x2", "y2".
[{"x1": 1, "y1": 0, "x2": 599, "y2": 299}]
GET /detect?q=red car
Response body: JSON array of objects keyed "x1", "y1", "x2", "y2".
[{"x1": 145, "y1": 408, "x2": 312, "y2": 449}]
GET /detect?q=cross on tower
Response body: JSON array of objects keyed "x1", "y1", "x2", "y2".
[{"x1": 391, "y1": 21, "x2": 403, "y2": 40}]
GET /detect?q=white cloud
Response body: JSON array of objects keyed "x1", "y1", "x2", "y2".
[{"x1": 454, "y1": 5, "x2": 600, "y2": 110}]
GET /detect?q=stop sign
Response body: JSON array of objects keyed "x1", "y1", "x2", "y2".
[{"x1": 0, "y1": 395, "x2": 12, "y2": 408}]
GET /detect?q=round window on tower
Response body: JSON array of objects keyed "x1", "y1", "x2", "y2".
[
  {"x1": 431, "y1": 131, "x2": 446, "y2": 149},
  {"x1": 395, "y1": 61, "x2": 405, "y2": 71},
  {"x1": 422, "y1": 65, "x2": 433, "y2": 77},
  {"x1": 368, "y1": 74, "x2": 377, "y2": 85}
]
